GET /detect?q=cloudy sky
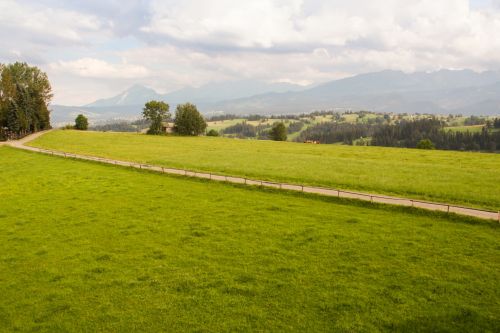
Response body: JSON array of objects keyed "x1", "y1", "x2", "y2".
[{"x1": 1, "y1": 0, "x2": 499, "y2": 105}]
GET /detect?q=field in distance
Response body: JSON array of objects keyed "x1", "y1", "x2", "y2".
[
  {"x1": 30, "y1": 130, "x2": 500, "y2": 210},
  {"x1": 1, "y1": 147, "x2": 499, "y2": 331}
]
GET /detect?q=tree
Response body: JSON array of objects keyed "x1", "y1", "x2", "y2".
[
  {"x1": 206, "y1": 129, "x2": 219, "y2": 137},
  {"x1": 75, "y1": 114, "x2": 88, "y2": 130},
  {"x1": 0, "y1": 62, "x2": 52, "y2": 138},
  {"x1": 174, "y1": 103, "x2": 206, "y2": 136},
  {"x1": 269, "y1": 122, "x2": 287, "y2": 141},
  {"x1": 416, "y1": 139, "x2": 435, "y2": 150},
  {"x1": 142, "y1": 100, "x2": 170, "y2": 135}
]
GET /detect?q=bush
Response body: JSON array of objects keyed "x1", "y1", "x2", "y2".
[
  {"x1": 206, "y1": 129, "x2": 219, "y2": 137},
  {"x1": 74, "y1": 114, "x2": 89, "y2": 130},
  {"x1": 416, "y1": 139, "x2": 435, "y2": 150},
  {"x1": 62, "y1": 124, "x2": 75, "y2": 130}
]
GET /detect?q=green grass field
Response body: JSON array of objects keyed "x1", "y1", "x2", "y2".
[
  {"x1": 206, "y1": 118, "x2": 247, "y2": 131},
  {"x1": 29, "y1": 130, "x2": 500, "y2": 210},
  {"x1": 1, "y1": 146, "x2": 499, "y2": 332},
  {"x1": 446, "y1": 125, "x2": 485, "y2": 133}
]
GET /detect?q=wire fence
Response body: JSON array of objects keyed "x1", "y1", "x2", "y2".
[{"x1": 15, "y1": 144, "x2": 500, "y2": 222}]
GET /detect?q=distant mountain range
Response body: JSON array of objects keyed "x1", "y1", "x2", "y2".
[
  {"x1": 86, "y1": 80, "x2": 306, "y2": 108},
  {"x1": 50, "y1": 70, "x2": 500, "y2": 125}
]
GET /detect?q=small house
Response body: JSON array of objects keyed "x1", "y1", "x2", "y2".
[{"x1": 161, "y1": 122, "x2": 174, "y2": 134}]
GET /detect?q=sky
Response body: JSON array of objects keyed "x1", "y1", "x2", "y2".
[{"x1": 0, "y1": 0, "x2": 499, "y2": 105}]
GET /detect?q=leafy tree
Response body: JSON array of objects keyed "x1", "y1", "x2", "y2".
[
  {"x1": 206, "y1": 129, "x2": 219, "y2": 137},
  {"x1": 269, "y1": 122, "x2": 287, "y2": 141},
  {"x1": 174, "y1": 103, "x2": 206, "y2": 136},
  {"x1": 74, "y1": 114, "x2": 89, "y2": 130},
  {"x1": 142, "y1": 100, "x2": 170, "y2": 135},
  {"x1": 0, "y1": 62, "x2": 52, "y2": 138}
]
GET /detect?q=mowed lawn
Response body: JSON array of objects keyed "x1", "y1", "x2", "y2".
[
  {"x1": 1, "y1": 147, "x2": 499, "y2": 332},
  {"x1": 30, "y1": 130, "x2": 500, "y2": 210}
]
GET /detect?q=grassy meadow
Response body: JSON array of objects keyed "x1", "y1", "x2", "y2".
[
  {"x1": 446, "y1": 125, "x2": 485, "y2": 133},
  {"x1": 30, "y1": 130, "x2": 500, "y2": 210},
  {"x1": 1, "y1": 146, "x2": 499, "y2": 332}
]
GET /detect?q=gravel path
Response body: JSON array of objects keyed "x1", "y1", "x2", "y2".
[{"x1": 6, "y1": 130, "x2": 499, "y2": 222}]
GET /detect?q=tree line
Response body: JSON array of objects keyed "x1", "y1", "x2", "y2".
[
  {"x1": 0, "y1": 62, "x2": 52, "y2": 140},
  {"x1": 298, "y1": 117, "x2": 500, "y2": 152},
  {"x1": 297, "y1": 122, "x2": 374, "y2": 145},
  {"x1": 371, "y1": 118, "x2": 500, "y2": 151},
  {"x1": 220, "y1": 121, "x2": 289, "y2": 141}
]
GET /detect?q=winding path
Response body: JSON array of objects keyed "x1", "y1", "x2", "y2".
[{"x1": 4, "y1": 130, "x2": 499, "y2": 222}]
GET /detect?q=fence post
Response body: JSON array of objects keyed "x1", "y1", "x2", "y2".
[
  {"x1": 411, "y1": 200, "x2": 414, "y2": 207},
  {"x1": 370, "y1": 195, "x2": 373, "y2": 203},
  {"x1": 447, "y1": 205, "x2": 450, "y2": 213},
  {"x1": 244, "y1": 178, "x2": 247, "y2": 184}
]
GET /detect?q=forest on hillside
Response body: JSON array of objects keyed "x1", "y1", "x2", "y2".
[{"x1": 298, "y1": 117, "x2": 500, "y2": 151}]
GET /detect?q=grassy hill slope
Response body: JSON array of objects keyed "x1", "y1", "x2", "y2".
[
  {"x1": 0, "y1": 147, "x2": 499, "y2": 332},
  {"x1": 29, "y1": 130, "x2": 500, "y2": 210}
]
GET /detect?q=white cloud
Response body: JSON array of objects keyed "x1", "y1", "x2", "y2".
[
  {"x1": 143, "y1": 0, "x2": 500, "y2": 59},
  {"x1": 0, "y1": 0, "x2": 108, "y2": 46},
  {"x1": 49, "y1": 58, "x2": 150, "y2": 79},
  {"x1": 2, "y1": 0, "x2": 500, "y2": 105},
  {"x1": 144, "y1": 0, "x2": 303, "y2": 48},
  {"x1": 133, "y1": 0, "x2": 500, "y2": 90}
]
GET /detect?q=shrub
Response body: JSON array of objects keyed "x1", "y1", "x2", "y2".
[
  {"x1": 417, "y1": 139, "x2": 435, "y2": 150},
  {"x1": 206, "y1": 129, "x2": 219, "y2": 137},
  {"x1": 74, "y1": 114, "x2": 89, "y2": 130}
]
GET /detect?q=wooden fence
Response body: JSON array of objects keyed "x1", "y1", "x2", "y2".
[{"x1": 14, "y1": 144, "x2": 500, "y2": 222}]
